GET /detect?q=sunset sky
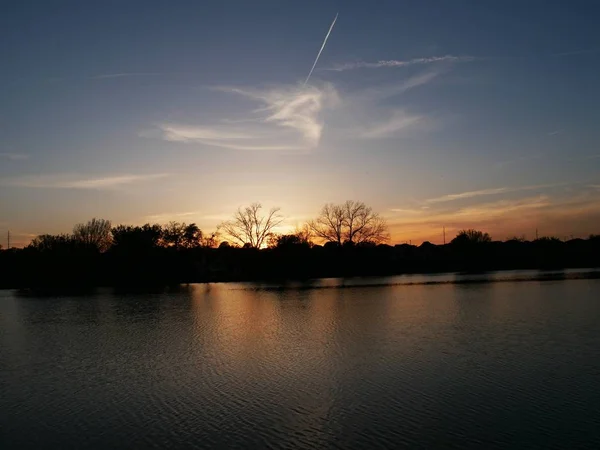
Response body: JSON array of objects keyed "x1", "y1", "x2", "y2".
[{"x1": 2, "y1": 0, "x2": 600, "y2": 247}]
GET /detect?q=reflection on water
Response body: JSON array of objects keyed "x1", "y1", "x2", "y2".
[
  {"x1": 229, "y1": 268, "x2": 599, "y2": 291},
  {"x1": 1, "y1": 273, "x2": 600, "y2": 449}
]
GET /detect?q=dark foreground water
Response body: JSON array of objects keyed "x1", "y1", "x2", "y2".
[{"x1": 1, "y1": 271, "x2": 600, "y2": 449}]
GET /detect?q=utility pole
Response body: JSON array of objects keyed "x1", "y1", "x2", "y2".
[
  {"x1": 7, "y1": 230, "x2": 10, "y2": 249},
  {"x1": 443, "y1": 226, "x2": 446, "y2": 245},
  {"x1": 535, "y1": 228, "x2": 539, "y2": 240}
]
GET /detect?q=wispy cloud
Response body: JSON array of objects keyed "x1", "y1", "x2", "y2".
[
  {"x1": 92, "y1": 72, "x2": 167, "y2": 79},
  {"x1": 360, "y1": 110, "x2": 423, "y2": 138},
  {"x1": 0, "y1": 173, "x2": 168, "y2": 189},
  {"x1": 427, "y1": 187, "x2": 512, "y2": 204},
  {"x1": 389, "y1": 207, "x2": 427, "y2": 214},
  {"x1": 356, "y1": 70, "x2": 445, "y2": 104},
  {"x1": 425, "y1": 183, "x2": 562, "y2": 204},
  {"x1": 548, "y1": 129, "x2": 563, "y2": 136},
  {"x1": 141, "y1": 212, "x2": 239, "y2": 226},
  {"x1": 0, "y1": 153, "x2": 29, "y2": 161},
  {"x1": 582, "y1": 154, "x2": 600, "y2": 160},
  {"x1": 494, "y1": 153, "x2": 542, "y2": 169},
  {"x1": 144, "y1": 211, "x2": 201, "y2": 223},
  {"x1": 387, "y1": 195, "x2": 554, "y2": 241},
  {"x1": 220, "y1": 84, "x2": 339, "y2": 146},
  {"x1": 326, "y1": 55, "x2": 475, "y2": 72},
  {"x1": 147, "y1": 50, "x2": 462, "y2": 152},
  {"x1": 449, "y1": 195, "x2": 551, "y2": 219},
  {"x1": 157, "y1": 125, "x2": 258, "y2": 142},
  {"x1": 319, "y1": 69, "x2": 446, "y2": 139},
  {"x1": 389, "y1": 187, "x2": 600, "y2": 244},
  {"x1": 151, "y1": 83, "x2": 339, "y2": 151},
  {"x1": 552, "y1": 48, "x2": 600, "y2": 57}
]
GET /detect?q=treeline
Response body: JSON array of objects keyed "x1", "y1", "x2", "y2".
[{"x1": 1, "y1": 203, "x2": 599, "y2": 289}]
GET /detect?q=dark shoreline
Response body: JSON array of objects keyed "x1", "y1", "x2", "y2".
[
  {"x1": 2, "y1": 236, "x2": 600, "y2": 291},
  {"x1": 5, "y1": 268, "x2": 600, "y2": 296}
]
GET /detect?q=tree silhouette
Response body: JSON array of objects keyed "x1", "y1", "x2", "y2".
[
  {"x1": 160, "y1": 221, "x2": 186, "y2": 249},
  {"x1": 534, "y1": 236, "x2": 562, "y2": 243},
  {"x1": 294, "y1": 224, "x2": 313, "y2": 245},
  {"x1": 269, "y1": 233, "x2": 312, "y2": 249},
  {"x1": 111, "y1": 224, "x2": 162, "y2": 251},
  {"x1": 3, "y1": 217, "x2": 600, "y2": 289},
  {"x1": 309, "y1": 201, "x2": 388, "y2": 245},
  {"x1": 201, "y1": 230, "x2": 220, "y2": 248},
  {"x1": 310, "y1": 203, "x2": 344, "y2": 244},
  {"x1": 182, "y1": 223, "x2": 203, "y2": 248},
  {"x1": 451, "y1": 229, "x2": 492, "y2": 245},
  {"x1": 159, "y1": 222, "x2": 204, "y2": 249},
  {"x1": 72, "y1": 218, "x2": 112, "y2": 252},
  {"x1": 268, "y1": 225, "x2": 313, "y2": 249},
  {"x1": 28, "y1": 234, "x2": 74, "y2": 251},
  {"x1": 220, "y1": 203, "x2": 283, "y2": 248}
]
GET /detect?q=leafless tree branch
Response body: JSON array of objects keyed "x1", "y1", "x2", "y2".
[
  {"x1": 220, "y1": 203, "x2": 284, "y2": 248},
  {"x1": 309, "y1": 201, "x2": 389, "y2": 245}
]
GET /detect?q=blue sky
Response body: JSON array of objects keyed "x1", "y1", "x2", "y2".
[{"x1": 2, "y1": 0, "x2": 600, "y2": 246}]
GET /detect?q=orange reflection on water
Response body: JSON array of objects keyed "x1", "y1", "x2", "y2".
[{"x1": 190, "y1": 284, "x2": 284, "y2": 368}]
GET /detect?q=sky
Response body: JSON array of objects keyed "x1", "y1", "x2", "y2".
[{"x1": 2, "y1": 0, "x2": 600, "y2": 247}]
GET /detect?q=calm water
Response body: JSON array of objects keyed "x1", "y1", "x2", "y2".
[{"x1": 1, "y1": 272, "x2": 600, "y2": 449}]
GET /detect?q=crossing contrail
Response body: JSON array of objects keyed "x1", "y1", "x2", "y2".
[{"x1": 304, "y1": 13, "x2": 338, "y2": 86}]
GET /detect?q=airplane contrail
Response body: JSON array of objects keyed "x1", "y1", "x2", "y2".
[{"x1": 304, "y1": 13, "x2": 339, "y2": 86}]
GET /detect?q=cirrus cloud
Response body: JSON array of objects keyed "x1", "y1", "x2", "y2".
[
  {"x1": 325, "y1": 55, "x2": 475, "y2": 72},
  {"x1": 0, "y1": 173, "x2": 169, "y2": 189},
  {"x1": 0, "y1": 152, "x2": 29, "y2": 161},
  {"x1": 360, "y1": 110, "x2": 424, "y2": 139},
  {"x1": 150, "y1": 83, "x2": 339, "y2": 152},
  {"x1": 424, "y1": 183, "x2": 565, "y2": 204}
]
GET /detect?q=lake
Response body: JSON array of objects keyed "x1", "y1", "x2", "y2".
[{"x1": 1, "y1": 271, "x2": 600, "y2": 449}]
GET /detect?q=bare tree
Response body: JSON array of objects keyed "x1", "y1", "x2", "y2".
[
  {"x1": 72, "y1": 218, "x2": 112, "y2": 252},
  {"x1": 294, "y1": 223, "x2": 314, "y2": 245},
  {"x1": 309, "y1": 203, "x2": 345, "y2": 244},
  {"x1": 451, "y1": 229, "x2": 492, "y2": 245},
  {"x1": 309, "y1": 201, "x2": 389, "y2": 245},
  {"x1": 220, "y1": 203, "x2": 284, "y2": 248},
  {"x1": 343, "y1": 200, "x2": 388, "y2": 244}
]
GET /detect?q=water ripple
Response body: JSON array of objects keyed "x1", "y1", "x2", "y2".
[{"x1": 2, "y1": 276, "x2": 600, "y2": 448}]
